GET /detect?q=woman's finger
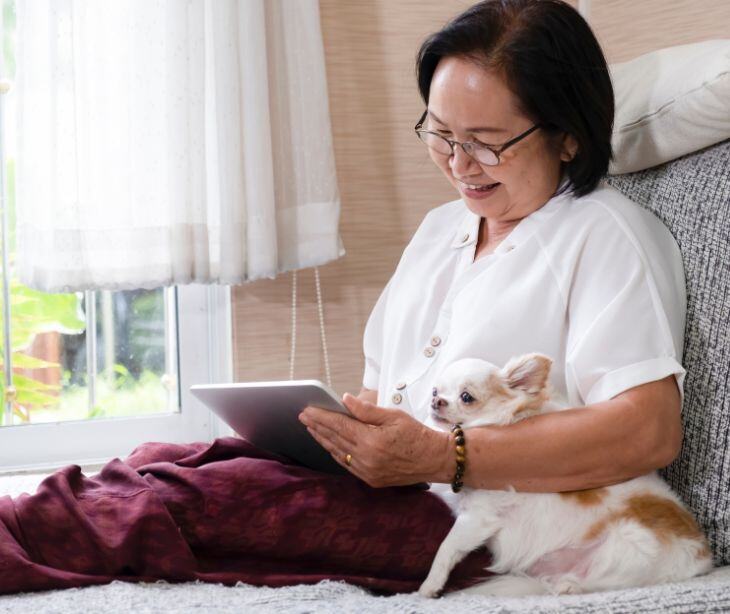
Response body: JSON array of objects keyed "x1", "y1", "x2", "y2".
[
  {"x1": 300, "y1": 407, "x2": 359, "y2": 447},
  {"x1": 305, "y1": 419, "x2": 357, "y2": 457},
  {"x1": 342, "y1": 393, "x2": 393, "y2": 425},
  {"x1": 306, "y1": 426, "x2": 367, "y2": 480}
]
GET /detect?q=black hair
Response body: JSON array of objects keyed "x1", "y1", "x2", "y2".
[{"x1": 415, "y1": 0, "x2": 613, "y2": 198}]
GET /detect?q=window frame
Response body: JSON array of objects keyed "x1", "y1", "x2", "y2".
[{"x1": 0, "y1": 283, "x2": 233, "y2": 472}]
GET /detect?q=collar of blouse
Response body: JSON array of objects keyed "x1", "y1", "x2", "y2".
[{"x1": 449, "y1": 176, "x2": 576, "y2": 253}]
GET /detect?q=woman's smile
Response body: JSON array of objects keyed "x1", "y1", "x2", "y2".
[{"x1": 459, "y1": 180, "x2": 502, "y2": 200}]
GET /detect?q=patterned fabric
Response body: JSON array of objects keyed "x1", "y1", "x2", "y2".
[
  {"x1": 606, "y1": 138, "x2": 730, "y2": 565},
  {"x1": 0, "y1": 437, "x2": 493, "y2": 596}
]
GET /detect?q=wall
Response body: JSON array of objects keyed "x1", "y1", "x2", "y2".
[
  {"x1": 231, "y1": 0, "x2": 728, "y2": 396},
  {"x1": 588, "y1": 0, "x2": 730, "y2": 63}
]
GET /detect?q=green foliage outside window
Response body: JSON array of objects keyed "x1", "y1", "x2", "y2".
[{"x1": 0, "y1": 276, "x2": 84, "y2": 424}]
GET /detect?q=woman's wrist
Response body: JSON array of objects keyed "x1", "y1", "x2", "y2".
[{"x1": 428, "y1": 427, "x2": 457, "y2": 484}]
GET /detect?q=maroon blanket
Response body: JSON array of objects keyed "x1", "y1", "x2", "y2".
[{"x1": 0, "y1": 437, "x2": 493, "y2": 595}]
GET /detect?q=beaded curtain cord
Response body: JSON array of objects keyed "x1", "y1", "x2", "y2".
[{"x1": 288, "y1": 267, "x2": 332, "y2": 387}]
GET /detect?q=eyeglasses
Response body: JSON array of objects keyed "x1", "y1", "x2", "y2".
[{"x1": 414, "y1": 110, "x2": 541, "y2": 166}]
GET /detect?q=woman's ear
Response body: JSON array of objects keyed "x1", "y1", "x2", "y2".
[{"x1": 560, "y1": 133, "x2": 579, "y2": 162}]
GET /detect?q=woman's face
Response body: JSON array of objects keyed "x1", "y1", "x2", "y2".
[{"x1": 425, "y1": 56, "x2": 575, "y2": 223}]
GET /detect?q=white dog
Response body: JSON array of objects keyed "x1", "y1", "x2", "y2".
[{"x1": 418, "y1": 354, "x2": 713, "y2": 598}]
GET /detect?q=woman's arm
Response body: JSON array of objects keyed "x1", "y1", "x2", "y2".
[
  {"x1": 299, "y1": 375, "x2": 682, "y2": 491},
  {"x1": 433, "y1": 375, "x2": 683, "y2": 492}
]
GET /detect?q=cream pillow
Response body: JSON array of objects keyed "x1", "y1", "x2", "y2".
[{"x1": 609, "y1": 39, "x2": 730, "y2": 175}]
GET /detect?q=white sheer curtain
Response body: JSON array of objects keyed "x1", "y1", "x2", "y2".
[{"x1": 15, "y1": 0, "x2": 345, "y2": 293}]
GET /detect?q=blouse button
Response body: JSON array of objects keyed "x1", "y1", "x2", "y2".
[
  {"x1": 423, "y1": 347, "x2": 435, "y2": 358},
  {"x1": 395, "y1": 381, "x2": 406, "y2": 390},
  {"x1": 461, "y1": 233, "x2": 470, "y2": 243},
  {"x1": 430, "y1": 335, "x2": 441, "y2": 347},
  {"x1": 391, "y1": 392, "x2": 403, "y2": 404}
]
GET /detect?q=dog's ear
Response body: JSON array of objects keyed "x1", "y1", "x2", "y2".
[{"x1": 501, "y1": 353, "x2": 552, "y2": 394}]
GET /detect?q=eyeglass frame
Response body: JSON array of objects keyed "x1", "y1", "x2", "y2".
[{"x1": 414, "y1": 109, "x2": 542, "y2": 166}]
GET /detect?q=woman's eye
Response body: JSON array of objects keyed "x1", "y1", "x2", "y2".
[{"x1": 460, "y1": 391, "x2": 475, "y2": 403}]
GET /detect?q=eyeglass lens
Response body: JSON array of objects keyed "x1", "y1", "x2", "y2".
[{"x1": 416, "y1": 132, "x2": 499, "y2": 166}]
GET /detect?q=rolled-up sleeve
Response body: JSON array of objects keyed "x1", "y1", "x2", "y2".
[
  {"x1": 565, "y1": 220, "x2": 686, "y2": 407},
  {"x1": 362, "y1": 276, "x2": 393, "y2": 390}
]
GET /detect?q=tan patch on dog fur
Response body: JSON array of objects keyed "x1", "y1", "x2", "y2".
[
  {"x1": 698, "y1": 543, "x2": 712, "y2": 559},
  {"x1": 488, "y1": 374, "x2": 513, "y2": 400},
  {"x1": 512, "y1": 386, "x2": 550, "y2": 417},
  {"x1": 559, "y1": 488, "x2": 608, "y2": 506},
  {"x1": 583, "y1": 493, "x2": 706, "y2": 546}
]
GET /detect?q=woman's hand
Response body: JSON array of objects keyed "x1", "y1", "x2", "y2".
[{"x1": 298, "y1": 393, "x2": 451, "y2": 488}]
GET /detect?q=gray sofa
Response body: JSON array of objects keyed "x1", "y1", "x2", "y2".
[
  {"x1": 0, "y1": 141, "x2": 728, "y2": 614},
  {"x1": 607, "y1": 139, "x2": 730, "y2": 569}
]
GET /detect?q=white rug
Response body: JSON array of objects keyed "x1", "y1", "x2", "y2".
[{"x1": 2, "y1": 472, "x2": 729, "y2": 613}]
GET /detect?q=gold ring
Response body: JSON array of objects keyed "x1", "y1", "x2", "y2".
[{"x1": 345, "y1": 453, "x2": 353, "y2": 466}]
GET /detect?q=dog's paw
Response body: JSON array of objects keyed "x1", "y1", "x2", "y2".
[
  {"x1": 553, "y1": 578, "x2": 581, "y2": 595},
  {"x1": 418, "y1": 578, "x2": 444, "y2": 598}
]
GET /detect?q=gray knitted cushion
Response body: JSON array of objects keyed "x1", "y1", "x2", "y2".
[{"x1": 605, "y1": 139, "x2": 730, "y2": 565}]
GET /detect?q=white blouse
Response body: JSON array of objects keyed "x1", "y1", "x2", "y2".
[{"x1": 361, "y1": 180, "x2": 686, "y2": 423}]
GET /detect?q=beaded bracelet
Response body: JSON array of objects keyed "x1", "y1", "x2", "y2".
[{"x1": 451, "y1": 423, "x2": 466, "y2": 493}]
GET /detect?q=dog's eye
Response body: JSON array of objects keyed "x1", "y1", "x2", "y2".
[
  {"x1": 460, "y1": 391, "x2": 475, "y2": 404},
  {"x1": 432, "y1": 387, "x2": 438, "y2": 397}
]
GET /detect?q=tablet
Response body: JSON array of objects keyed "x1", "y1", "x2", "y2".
[{"x1": 190, "y1": 379, "x2": 351, "y2": 475}]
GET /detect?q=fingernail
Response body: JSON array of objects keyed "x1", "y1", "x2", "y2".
[{"x1": 299, "y1": 413, "x2": 309, "y2": 425}]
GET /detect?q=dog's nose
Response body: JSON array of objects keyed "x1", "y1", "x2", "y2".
[{"x1": 431, "y1": 397, "x2": 447, "y2": 410}]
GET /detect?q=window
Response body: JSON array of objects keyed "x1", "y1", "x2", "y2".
[
  {"x1": 3, "y1": 287, "x2": 181, "y2": 427},
  {"x1": 0, "y1": 0, "x2": 232, "y2": 471}
]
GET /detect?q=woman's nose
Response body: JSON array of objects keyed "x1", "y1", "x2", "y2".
[{"x1": 448, "y1": 144, "x2": 480, "y2": 176}]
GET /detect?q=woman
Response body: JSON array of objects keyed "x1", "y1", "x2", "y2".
[
  {"x1": 0, "y1": 0, "x2": 685, "y2": 598},
  {"x1": 301, "y1": 0, "x2": 684, "y2": 495}
]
